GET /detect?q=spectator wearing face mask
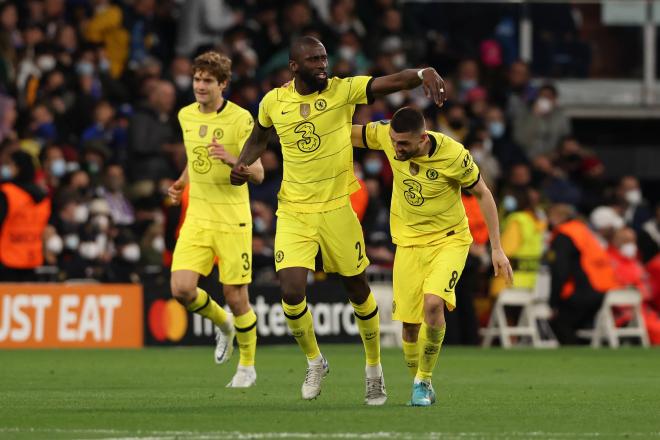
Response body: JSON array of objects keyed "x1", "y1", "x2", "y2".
[
  {"x1": 98, "y1": 163, "x2": 134, "y2": 226},
  {"x1": 606, "y1": 227, "x2": 660, "y2": 344},
  {"x1": 104, "y1": 228, "x2": 141, "y2": 282},
  {"x1": 615, "y1": 176, "x2": 652, "y2": 232},
  {"x1": 0, "y1": 150, "x2": 51, "y2": 281},
  {"x1": 492, "y1": 187, "x2": 546, "y2": 296},
  {"x1": 437, "y1": 103, "x2": 469, "y2": 143},
  {"x1": 513, "y1": 83, "x2": 570, "y2": 160},
  {"x1": 39, "y1": 144, "x2": 67, "y2": 194}
]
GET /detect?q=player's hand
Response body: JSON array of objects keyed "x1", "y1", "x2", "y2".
[
  {"x1": 230, "y1": 163, "x2": 250, "y2": 186},
  {"x1": 492, "y1": 247, "x2": 514, "y2": 286},
  {"x1": 208, "y1": 137, "x2": 237, "y2": 166},
  {"x1": 421, "y1": 68, "x2": 447, "y2": 107},
  {"x1": 168, "y1": 179, "x2": 185, "y2": 205}
]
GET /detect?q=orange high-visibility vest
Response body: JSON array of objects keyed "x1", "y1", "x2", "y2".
[
  {"x1": 553, "y1": 219, "x2": 617, "y2": 299},
  {"x1": 462, "y1": 193, "x2": 488, "y2": 245},
  {"x1": 0, "y1": 183, "x2": 51, "y2": 269}
]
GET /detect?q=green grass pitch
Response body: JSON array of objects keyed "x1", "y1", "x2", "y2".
[{"x1": 1, "y1": 345, "x2": 659, "y2": 439}]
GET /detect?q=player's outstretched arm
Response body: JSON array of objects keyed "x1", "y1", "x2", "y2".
[
  {"x1": 469, "y1": 177, "x2": 514, "y2": 285},
  {"x1": 231, "y1": 123, "x2": 272, "y2": 186},
  {"x1": 371, "y1": 68, "x2": 446, "y2": 107}
]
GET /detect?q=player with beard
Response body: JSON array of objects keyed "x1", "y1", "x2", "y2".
[
  {"x1": 352, "y1": 107, "x2": 513, "y2": 405},
  {"x1": 229, "y1": 36, "x2": 446, "y2": 404}
]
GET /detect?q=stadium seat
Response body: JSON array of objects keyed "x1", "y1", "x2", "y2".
[
  {"x1": 480, "y1": 289, "x2": 543, "y2": 348},
  {"x1": 531, "y1": 267, "x2": 560, "y2": 348},
  {"x1": 578, "y1": 289, "x2": 650, "y2": 348}
]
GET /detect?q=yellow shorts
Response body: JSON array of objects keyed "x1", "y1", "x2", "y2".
[
  {"x1": 171, "y1": 222, "x2": 252, "y2": 285},
  {"x1": 392, "y1": 229, "x2": 472, "y2": 323},
  {"x1": 274, "y1": 204, "x2": 369, "y2": 276}
]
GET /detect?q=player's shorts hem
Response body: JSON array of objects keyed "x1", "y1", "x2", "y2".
[
  {"x1": 426, "y1": 290, "x2": 457, "y2": 311},
  {"x1": 275, "y1": 261, "x2": 316, "y2": 272},
  {"x1": 171, "y1": 266, "x2": 213, "y2": 277},
  {"x1": 392, "y1": 314, "x2": 423, "y2": 324},
  {"x1": 330, "y1": 264, "x2": 368, "y2": 277},
  {"x1": 222, "y1": 277, "x2": 253, "y2": 286}
]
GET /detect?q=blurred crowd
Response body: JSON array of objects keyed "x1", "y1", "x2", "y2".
[{"x1": 0, "y1": 0, "x2": 658, "y2": 343}]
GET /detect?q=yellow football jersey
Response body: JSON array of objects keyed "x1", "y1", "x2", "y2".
[
  {"x1": 258, "y1": 76, "x2": 372, "y2": 213},
  {"x1": 178, "y1": 100, "x2": 254, "y2": 231},
  {"x1": 363, "y1": 120, "x2": 480, "y2": 246}
]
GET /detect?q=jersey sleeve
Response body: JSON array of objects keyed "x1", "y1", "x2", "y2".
[
  {"x1": 446, "y1": 143, "x2": 481, "y2": 188},
  {"x1": 257, "y1": 92, "x2": 273, "y2": 128},
  {"x1": 363, "y1": 121, "x2": 388, "y2": 151},
  {"x1": 345, "y1": 76, "x2": 374, "y2": 105},
  {"x1": 235, "y1": 112, "x2": 254, "y2": 152}
]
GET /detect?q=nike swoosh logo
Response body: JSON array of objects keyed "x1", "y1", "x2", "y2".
[
  {"x1": 366, "y1": 335, "x2": 376, "y2": 340},
  {"x1": 444, "y1": 288, "x2": 453, "y2": 293},
  {"x1": 241, "y1": 273, "x2": 249, "y2": 278},
  {"x1": 281, "y1": 110, "x2": 292, "y2": 114}
]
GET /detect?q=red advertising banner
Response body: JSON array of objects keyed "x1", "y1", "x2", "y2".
[{"x1": 0, "y1": 284, "x2": 143, "y2": 348}]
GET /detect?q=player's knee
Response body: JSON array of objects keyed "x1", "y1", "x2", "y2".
[
  {"x1": 341, "y1": 272, "x2": 370, "y2": 303},
  {"x1": 279, "y1": 280, "x2": 306, "y2": 305},
  {"x1": 424, "y1": 295, "x2": 445, "y2": 325},
  {"x1": 170, "y1": 278, "x2": 196, "y2": 306},
  {"x1": 223, "y1": 285, "x2": 249, "y2": 313},
  {"x1": 402, "y1": 323, "x2": 421, "y2": 342}
]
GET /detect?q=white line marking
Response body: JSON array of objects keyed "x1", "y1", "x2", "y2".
[{"x1": 1, "y1": 428, "x2": 659, "y2": 440}]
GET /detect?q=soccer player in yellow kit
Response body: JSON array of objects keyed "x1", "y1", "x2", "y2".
[
  {"x1": 230, "y1": 36, "x2": 446, "y2": 404},
  {"x1": 168, "y1": 51, "x2": 264, "y2": 388},
  {"x1": 352, "y1": 106, "x2": 513, "y2": 405}
]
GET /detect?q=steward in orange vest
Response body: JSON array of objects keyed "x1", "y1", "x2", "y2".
[
  {"x1": 547, "y1": 204, "x2": 617, "y2": 344},
  {"x1": 0, "y1": 151, "x2": 51, "y2": 280}
]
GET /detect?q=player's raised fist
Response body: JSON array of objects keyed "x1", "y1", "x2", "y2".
[
  {"x1": 168, "y1": 179, "x2": 185, "y2": 205},
  {"x1": 230, "y1": 163, "x2": 250, "y2": 186}
]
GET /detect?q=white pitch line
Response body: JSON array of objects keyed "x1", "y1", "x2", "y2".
[{"x1": 1, "y1": 428, "x2": 659, "y2": 440}]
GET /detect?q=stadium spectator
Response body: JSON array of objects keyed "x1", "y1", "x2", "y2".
[
  {"x1": 606, "y1": 227, "x2": 660, "y2": 344},
  {"x1": 589, "y1": 206, "x2": 624, "y2": 248},
  {"x1": 82, "y1": 0, "x2": 129, "y2": 78},
  {"x1": 547, "y1": 203, "x2": 617, "y2": 344},
  {"x1": 176, "y1": 0, "x2": 242, "y2": 57},
  {"x1": 0, "y1": 150, "x2": 51, "y2": 281},
  {"x1": 501, "y1": 60, "x2": 537, "y2": 121},
  {"x1": 513, "y1": 83, "x2": 570, "y2": 160},
  {"x1": 491, "y1": 187, "x2": 546, "y2": 295},
  {"x1": 98, "y1": 163, "x2": 134, "y2": 226},
  {"x1": 639, "y1": 203, "x2": 660, "y2": 263},
  {"x1": 0, "y1": 95, "x2": 17, "y2": 143},
  {"x1": 127, "y1": 79, "x2": 179, "y2": 181},
  {"x1": 614, "y1": 176, "x2": 652, "y2": 232}
]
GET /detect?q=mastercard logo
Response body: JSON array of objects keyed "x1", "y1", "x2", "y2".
[{"x1": 148, "y1": 299, "x2": 188, "y2": 342}]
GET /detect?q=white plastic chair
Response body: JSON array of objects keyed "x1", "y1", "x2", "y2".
[
  {"x1": 481, "y1": 288, "x2": 542, "y2": 348},
  {"x1": 580, "y1": 288, "x2": 650, "y2": 348}
]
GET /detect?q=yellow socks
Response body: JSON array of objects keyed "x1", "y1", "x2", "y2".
[
  {"x1": 282, "y1": 298, "x2": 321, "y2": 362},
  {"x1": 416, "y1": 322, "x2": 446, "y2": 382},
  {"x1": 234, "y1": 309, "x2": 257, "y2": 367},
  {"x1": 351, "y1": 293, "x2": 381, "y2": 367},
  {"x1": 187, "y1": 288, "x2": 231, "y2": 333},
  {"x1": 402, "y1": 339, "x2": 419, "y2": 378}
]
